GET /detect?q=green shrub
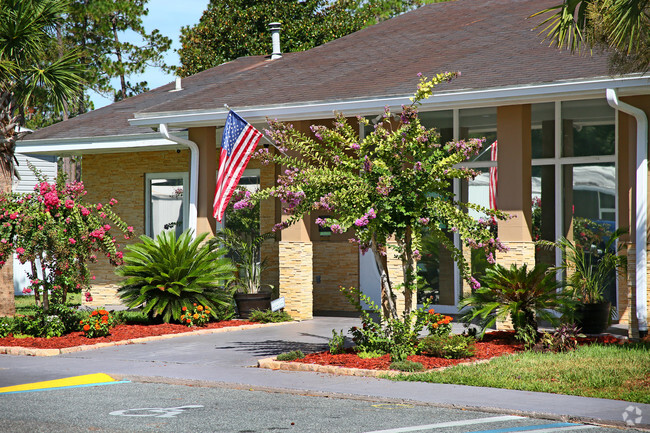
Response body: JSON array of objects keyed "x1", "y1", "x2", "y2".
[
  {"x1": 0, "y1": 317, "x2": 13, "y2": 338},
  {"x1": 459, "y1": 263, "x2": 575, "y2": 342},
  {"x1": 357, "y1": 350, "x2": 385, "y2": 359},
  {"x1": 390, "y1": 360, "x2": 424, "y2": 372},
  {"x1": 113, "y1": 310, "x2": 151, "y2": 325},
  {"x1": 11, "y1": 307, "x2": 68, "y2": 338},
  {"x1": 116, "y1": 229, "x2": 235, "y2": 323},
  {"x1": 329, "y1": 329, "x2": 346, "y2": 354},
  {"x1": 532, "y1": 323, "x2": 585, "y2": 353},
  {"x1": 47, "y1": 303, "x2": 84, "y2": 333},
  {"x1": 420, "y1": 334, "x2": 476, "y2": 359},
  {"x1": 247, "y1": 309, "x2": 292, "y2": 323},
  {"x1": 276, "y1": 350, "x2": 305, "y2": 361}
]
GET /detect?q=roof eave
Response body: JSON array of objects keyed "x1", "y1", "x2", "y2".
[
  {"x1": 128, "y1": 75, "x2": 650, "y2": 129},
  {"x1": 17, "y1": 131, "x2": 189, "y2": 155}
]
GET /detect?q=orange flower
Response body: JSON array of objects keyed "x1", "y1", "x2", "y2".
[
  {"x1": 428, "y1": 309, "x2": 435, "y2": 315},
  {"x1": 95, "y1": 324, "x2": 101, "y2": 330},
  {"x1": 193, "y1": 303, "x2": 197, "y2": 306},
  {"x1": 193, "y1": 313, "x2": 199, "y2": 320},
  {"x1": 101, "y1": 316, "x2": 108, "y2": 322},
  {"x1": 91, "y1": 311, "x2": 98, "y2": 316},
  {"x1": 83, "y1": 324, "x2": 90, "y2": 331},
  {"x1": 432, "y1": 323, "x2": 439, "y2": 328},
  {"x1": 79, "y1": 320, "x2": 84, "y2": 325},
  {"x1": 197, "y1": 305, "x2": 203, "y2": 312},
  {"x1": 99, "y1": 310, "x2": 108, "y2": 316},
  {"x1": 205, "y1": 310, "x2": 210, "y2": 315},
  {"x1": 182, "y1": 306, "x2": 187, "y2": 311},
  {"x1": 186, "y1": 319, "x2": 192, "y2": 323},
  {"x1": 180, "y1": 315, "x2": 185, "y2": 320}
]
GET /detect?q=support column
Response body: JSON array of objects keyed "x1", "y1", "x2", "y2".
[
  {"x1": 279, "y1": 217, "x2": 313, "y2": 320},
  {"x1": 496, "y1": 104, "x2": 535, "y2": 268},
  {"x1": 189, "y1": 127, "x2": 217, "y2": 236},
  {"x1": 495, "y1": 105, "x2": 533, "y2": 330}
]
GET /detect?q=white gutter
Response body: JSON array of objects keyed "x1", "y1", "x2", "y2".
[
  {"x1": 159, "y1": 124, "x2": 198, "y2": 238},
  {"x1": 606, "y1": 88, "x2": 648, "y2": 336}
]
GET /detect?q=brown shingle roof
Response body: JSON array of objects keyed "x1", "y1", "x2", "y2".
[{"x1": 26, "y1": 0, "x2": 613, "y2": 141}]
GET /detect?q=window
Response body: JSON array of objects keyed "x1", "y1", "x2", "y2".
[{"x1": 145, "y1": 173, "x2": 189, "y2": 238}]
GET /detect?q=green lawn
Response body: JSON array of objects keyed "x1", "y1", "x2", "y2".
[
  {"x1": 14, "y1": 292, "x2": 81, "y2": 314},
  {"x1": 389, "y1": 343, "x2": 650, "y2": 403}
]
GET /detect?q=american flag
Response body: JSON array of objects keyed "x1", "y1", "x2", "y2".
[
  {"x1": 488, "y1": 140, "x2": 498, "y2": 210},
  {"x1": 213, "y1": 111, "x2": 262, "y2": 222}
]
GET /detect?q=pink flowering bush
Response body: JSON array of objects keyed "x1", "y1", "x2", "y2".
[
  {"x1": 253, "y1": 72, "x2": 509, "y2": 320},
  {"x1": 0, "y1": 166, "x2": 133, "y2": 310}
]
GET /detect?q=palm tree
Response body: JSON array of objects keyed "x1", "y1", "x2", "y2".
[
  {"x1": 532, "y1": 0, "x2": 650, "y2": 72},
  {"x1": 0, "y1": 0, "x2": 84, "y2": 316}
]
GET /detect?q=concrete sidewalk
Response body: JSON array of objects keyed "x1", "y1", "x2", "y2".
[{"x1": 0, "y1": 317, "x2": 648, "y2": 430}]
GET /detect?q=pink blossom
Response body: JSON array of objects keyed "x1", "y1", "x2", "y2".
[
  {"x1": 116, "y1": 251, "x2": 123, "y2": 259},
  {"x1": 103, "y1": 224, "x2": 111, "y2": 231},
  {"x1": 80, "y1": 207, "x2": 90, "y2": 216},
  {"x1": 127, "y1": 226, "x2": 134, "y2": 233},
  {"x1": 22, "y1": 287, "x2": 33, "y2": 294},
  {"x1": 96, "y1": 203, "x2": 103, "y2": 210},
  {"x1": 16, "y1": 247, "x2": 24, "y2": 254},
  {"x1": 65, "y1": 199, "x2": 74, "y2": 209},
  {"x1": 9, "y1": 212, "x2": 18, "y2": 220},
  {"x1": 109, "y1": 198, "x2": 118, "y2": 206},
  {"x1": 69, "y1": 238, "x2": 76, "y2": 244}
]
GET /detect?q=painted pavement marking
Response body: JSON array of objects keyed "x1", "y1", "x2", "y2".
[
  {"x1": 0, "y1": 373, "x2": 130, "y2": 394},
  {"x1": 109, "y1": 405, "x2": 204, "y2": 418},
  {"x1": 471, "y1": 423, "x2": 598, "y2": 433},
  {"x1": 363, "y1": 415, "x2": 526, "y2": 433}
]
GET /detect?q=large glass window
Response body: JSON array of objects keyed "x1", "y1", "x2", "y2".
[
  {"x1": 145, "y1": 173, "x2": 189, "y2": 238},
  {"x1": 531, "y1": 99, "x2": 617, "y2": 308}
]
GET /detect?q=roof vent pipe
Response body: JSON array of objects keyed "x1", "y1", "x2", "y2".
[{"x1": 269, "y1": 22, "x2": 282, "y2": 59}]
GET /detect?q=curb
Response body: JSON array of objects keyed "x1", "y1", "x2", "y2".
[
  {"x1": 0, "y1": 321, "x2": 293, "y2": 357},
  {"x1": 257, "y1": 357, "x2": 490, "y2": 377}
]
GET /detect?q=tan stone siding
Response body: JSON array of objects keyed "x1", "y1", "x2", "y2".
[
  {"x1": 0, "y1": 261, "x2": 14, "y2": 316},
  {"x1": 385, "y1": 241, "x2": 417, "y2": 316},
  {"x1": 278, "y1": 241, "x2": 313, "y2": 320},
  {"x1": 494, "y1": 241, "x2": 536, "y2": 330},
  {"x1": 82, "y1": 150, "x2": 190, "y2": 306},
  {"x1": 622, "y1": 243, "x2": 650, "y2": 338},
  {"x1": 313, "y1": 242, "x2": 359, "y2": 313}
]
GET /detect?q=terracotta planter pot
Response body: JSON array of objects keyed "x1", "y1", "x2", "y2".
[
  {"x1": 234, "y1": 292, "x2": 272, "y2": 319},
  {"x1": 576, "y1": 301, "x2": 611, "y2": 334}
]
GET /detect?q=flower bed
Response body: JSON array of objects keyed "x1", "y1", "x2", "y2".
[
  {"x1": 0, "y1": 320, "x2": 255, "y2": 350},
  {"x1": 282, "y1": 331, "x2": 626, "y2": 371}
]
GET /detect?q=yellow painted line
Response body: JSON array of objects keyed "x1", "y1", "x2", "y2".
[{"x1": 0, "y1": 373, "x2": 128, "y2": 394}]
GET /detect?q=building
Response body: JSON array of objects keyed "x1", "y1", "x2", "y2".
[{"x1": 18, "y1": 0, "x2": 649, "y2": 337}]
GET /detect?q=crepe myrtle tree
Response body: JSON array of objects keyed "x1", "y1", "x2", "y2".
[
  {"x1": 246, "y1": 72, "x2": 509, "y2": 320},
  {"x1": 0, "y1": 166, "x2": 133, "y2": 311}
]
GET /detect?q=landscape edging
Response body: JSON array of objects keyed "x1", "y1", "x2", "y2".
[{"x1": 0, "y1": 321, "x2": 293, "y2": 357}]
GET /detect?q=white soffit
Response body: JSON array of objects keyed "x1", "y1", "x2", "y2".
[
  {"x1": 128, "y1": 76, "x2": 650, "y2": 128},
  {"x1": 17, "y1": 132, "x2": 188, "y2": 155}
]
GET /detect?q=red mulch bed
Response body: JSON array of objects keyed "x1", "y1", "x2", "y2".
[
  {"x1": 0, "y1": 320, "x2": 256, "y2": 350},
  {"x1": 291, "y1": 331, "x2": 626, "y2": 371}
]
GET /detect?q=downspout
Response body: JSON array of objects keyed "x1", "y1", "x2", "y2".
[
  {"x1": 159, "y1": 123, "x2": 198, "y2": 237},
  {"x1": 606, "y1": 88, "x2": 648, "y2": 337}
]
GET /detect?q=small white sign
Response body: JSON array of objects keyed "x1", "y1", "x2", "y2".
[{"x1": 271, "y1": 297, "x2": 285, "y2": 312}]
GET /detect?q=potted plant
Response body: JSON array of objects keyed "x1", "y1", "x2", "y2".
[
  {"x1": 540, "y1": 228, "x2": 626, "y2": 334},
  {"x1": 212, "y1": 188, "x2": 275, "y2": 318},
  {"x1": 212, "y1": 228, "x2": 275, "y2": 318}
]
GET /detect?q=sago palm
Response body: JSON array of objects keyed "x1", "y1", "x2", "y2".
[
  {"x1": 116, "y1": 230, "x2": 236, "y2": 323},
  {"x1": 459, "y1": 263, "x2": 576, "y2": 340}
]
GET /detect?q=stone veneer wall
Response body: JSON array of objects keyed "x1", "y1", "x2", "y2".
[
  {"x1": 494, "y1": 241, "x2": 536, "y2": 330},
  {"x1": 278, "y1": 241, "x2": 313, "y2": 319},
  {"x1": 622, "y1": 243, "x2": 650, "y2": 339},
  {"x1": 313, "y1": 242, "x2": 359, "y2": 314},
  {"x1": 82, "y1": 150, "x2": 190, "y2": 306}
]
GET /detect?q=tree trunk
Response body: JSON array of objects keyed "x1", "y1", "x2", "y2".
[
  {"x1": 112, "y1": 16, "x2": 127, "y2": 99},
  {"x1": 371, "y1": 233, "x2": 397, "y2": 320},
  {"x1": 0, "y1": 91, "x2": 15, "y2": 317},
  {"x1": 398, "y1": 226, "x2": 416, "y2": 316}
]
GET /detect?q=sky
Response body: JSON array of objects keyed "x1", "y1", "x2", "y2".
[{"x1": 88, "y1": 0, "x2": 209, "y2": 109}]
